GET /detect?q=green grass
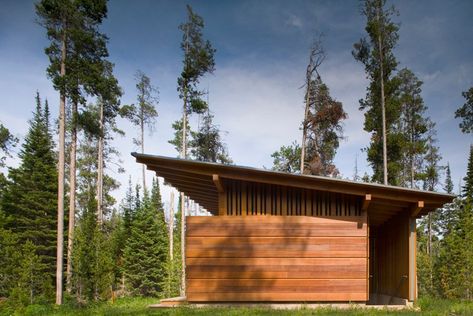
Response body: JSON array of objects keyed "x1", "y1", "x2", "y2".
[{"x1": 2, "y1": 296, "x2": 473, "y2": 316}]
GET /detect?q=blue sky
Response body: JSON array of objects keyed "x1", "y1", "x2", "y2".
[{"x1": 0, "y1": 0, "x2": 472, "y2": 208}]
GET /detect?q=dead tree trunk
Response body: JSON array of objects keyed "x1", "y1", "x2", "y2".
[{"x1": 300, "y1": 39, "x2": 324, "y2": 174}]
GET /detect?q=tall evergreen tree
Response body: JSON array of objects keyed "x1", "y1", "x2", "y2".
[
  {"x1": 1, "y1": 93, "x2": 57, "y2": 298},
  {"x1": 72, "y1": 194, "x2": 114, "y2": 301},
  {"x1": 455, "y1": 87, "x2": 473, "y2": 134},
  {"x1": 123, "y1": 181, "x2": 168, "y2": 296},
  {"x1": 437, "y1": 163, "x2": 455, "y2": 235},
  {"x1": 444, "y1": 163, "x2": 454, "y2": 195},
  {"x1": 422, "y1": 122, "x2": 442, "y2": 192},
  {"x1": 396, "y1": 68, "x2": 429, "y2": 188},
  {"x1": 95, "y1": 64, "x2": 122, "y2": 226},
  {"x1": 76, "y1": 103, "x2": 121, "y2": 224},
  {"x1": 176, "y1": 4, "x2": 215, "y2": 295},
  {"x1": 36, "y1": 0, "x2": 113, "y2": 303},
  {"x1": 0, "y1": 211, "x2": 20, "y2": 298},
  {"x1": 435, "y1": 198, "x2": 473, "y2": 299},
  {"x1": 190, "y1": 110, "x2": 232, "y2": 164},
  {"x1": 121, "y1": 71, "x2": 158, "y2": 191},
  {"x1": 463, "y1": 145, "x2": 473, "y2": 200},
  {"x1": 416, "y1": 121, "x2": 442, "y2": 295},
  {"x1": 353, "y1": 0, "x2": 402, "y2": 185}
]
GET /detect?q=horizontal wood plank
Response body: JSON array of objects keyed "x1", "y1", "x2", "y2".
[
  {"x1": 187, "y1": 236, "x2": 367, "y2": 258},
  {"x1": 188, "y1": 278, "x2": 366, "y2": 293},
  {"x1": 187, "y1": 223, "x2": 366, "y2": 237},
  {"x1": 186, "y1": 216, "x2": 368, "y2": 302},
  {"x1": 187, "y1": 258, "x2": 366, "y2": 279},
  {"x1": 187, "y1": 215, "x2": 365, "y2": 224},
  {"x1": 187, "y1": 292, "x2": 368, "y2": 302}
]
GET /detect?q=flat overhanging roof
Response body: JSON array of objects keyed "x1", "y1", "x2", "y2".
[{"x1": 132, "y1": 153, "x2": 454, "y2": 225}]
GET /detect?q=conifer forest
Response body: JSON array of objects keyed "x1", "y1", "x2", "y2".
[{"x1": 0, "y1": 0, "x2": 472, "y2": 314}]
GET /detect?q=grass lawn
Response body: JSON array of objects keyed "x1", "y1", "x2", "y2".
[{"x1": 2, "y1": 297, "x2": 473, "y2": 316}]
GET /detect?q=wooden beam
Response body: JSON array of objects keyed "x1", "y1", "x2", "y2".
[
  {"x1": 410, "y1": 201, "x2": 424, "y2": 217},
  {"x1": 362, "y1": 194, "x2": 372, "y2": 211},
  {"x1": 212, "y1": 174, "x2": 224, "y2": 193},
  {"x1": 408, "y1": 217, "x2": 417, "y2": 301},
  {"x1": 136, "y1": 153, "x2": 454, "y2": 206}
]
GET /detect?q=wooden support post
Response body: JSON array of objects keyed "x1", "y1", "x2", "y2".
[
  {"x1": 408, "y1": 201, "x2": 422, "y2": 301},
  {"x1": 410, "y1": 200, "x2": 424, "y2": 217},
  {"x1": 212, "y1": 174, "x2": 224, "y2": 193},
  {"x1": 409, "y1": 216, "x2": 417, "y2": 301},
  {"x1": 213, "y1": 175, "x2": 226, "y2": 216},
  {"x1": 362, "y1": 194, "x2": 372, "y2": 211}
]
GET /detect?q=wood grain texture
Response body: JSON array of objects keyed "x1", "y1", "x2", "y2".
[
  {"x1": 186, "y1": 215, "x2": 368, "y2": 302},
  {"x1": 371, "y1": 212, "x2": 409, "y2": 299},
  {"x1": 187, "y1": 292, "x2": 368, "y2": 302},
  {"x1": 186, "y1": 236, "x2": 367, "y2": 258}
]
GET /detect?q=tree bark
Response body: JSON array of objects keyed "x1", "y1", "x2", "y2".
[
  {"x1": 169, "y1": 191, "x2": 174, "y2": 261},
  {"x1": 141, "y1": 107, "x2": 146, "y2": 192},
  {"x1": 97, "y1": 102, "x2": 104, "y2": 226},
  {"x1": 56, "y1": 25, "x2": 66, "y2": 306},
  {"x1": 300, "y1": 79, "x2": 311, "y2": 174},
  {"x1": 180, "y1": 87, "x2": 187, "y2": 297},
  {"x1": 377, "y1": 6, "x2": 388, "y2": 186},
  {"x1": 66, "y1": 101, "x2": 77, "y2": 293}
]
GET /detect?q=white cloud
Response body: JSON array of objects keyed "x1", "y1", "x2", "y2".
[{"x1": 286, "y1": 14, "x2": 303, "y2": 29}]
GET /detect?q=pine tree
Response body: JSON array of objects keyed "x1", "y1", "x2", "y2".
[
  {"x1": 177, "y1": 4, "x2": 216, "y2": 296},
  {"x1": 463, "y1": 145, "x2": 473, "y2": 200},
  {"x1": 271, "y1": 142, "x2": 301, "y2": 173},
  {"x1": 444, "y1": 163, "x2": 454, "y2": 195},
  {"x1": 0, "y1": 122, "x2": 17, "y2": 168},
  {"x1": 0, "y1": 211, "x2": 20, "y2": 298},
  {"x1": 437, "y1": 163, "x2": 455, "y2": 235},
  {"x1": 95, "y1": 63, "x2": 122, "y2": 228},
  {"x1": 76, "y1": 103, "x2": 121, "y2": 222},
  {"x1": 435, "y1": 149, "x2": 473, "y2": 299},
  {"x1": 353, "y1": 0, "x2": 402, "y2": 185},
  {"x1": 435, "y1": 199, "x2": 473, "y2": 299},
  {"x1": 72, "y1": 195, "x2": 113, "y2": 301},
  {"x1": 1, "y1": 94, "x2": 57, "y2": 296},
  {"x1": 190, "y1": 110, "x2": 232, "y2": 164},
  {"x1": 455, "y1": 87, "x2": 473, "y2": 134},
  {"x1": 36, "y1": 1, "x2": 113, "y2": 302},
  {"x1": 422, "y1": 122, "x2": 442, "y2": 192},
  {"x1": 123, "y1": 182, "x2": 168, "y2": 296},
  {"x1": 169, "y1": 117, "x2": 191, "y2": 156},
  {"x1": 396, "y1": 68, "x2": 429, "y2": 188},
  {"x1": 303, "y1": 77, "x2": 346, "y2": 176},
  {"x1": 121, "y1": 71, "x2": 158, "y2": 191},
  {"x1": 9, "y1": 241, "x2": 51, "y2": 306},
  {"x1": 417, "y1": 121, "x2": 442, "y2": 294}
]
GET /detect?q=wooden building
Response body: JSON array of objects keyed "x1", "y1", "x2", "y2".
[{"x1": 133, "y1": 153, "x2": 454, "y2": 304}]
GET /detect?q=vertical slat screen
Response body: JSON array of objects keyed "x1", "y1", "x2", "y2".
[{"x1": 224, "y1": 180, "x2": 363, "y2": 217}]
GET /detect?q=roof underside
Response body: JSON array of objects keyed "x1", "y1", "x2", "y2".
[{"x1": 133, "y1": 153, "x2": 454, "y2": 227}]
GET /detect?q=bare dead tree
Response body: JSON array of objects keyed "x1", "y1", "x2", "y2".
[{"x1": 300, "y1": 37, "x2": 325, "y2": 174}]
